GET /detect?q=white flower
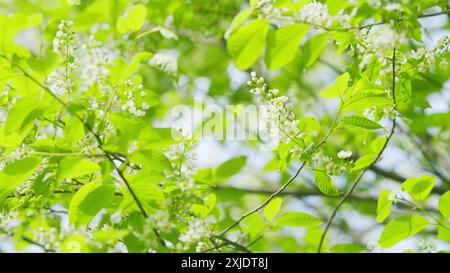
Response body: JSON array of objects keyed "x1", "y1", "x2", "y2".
[
  {"x1": 411, "y1": 47, "x2": 426, "y2": 60},
  {"x1": 76, "y1": 35, "x2": 109, "y2": 90},
  {"x1": 53, "y1": 20, "x2": 77, "y2": 58},
  {"x1": 296, "y1": 2, "x2": 332, "y2": 27},
  {"x1": 372, "y1": 26, "x2": 397, "y2": 50},
  {"x1": 248, "y1": 72, "x2": 299, "y2": 145},
  {"x1": 110, "y1": 212, "x2": 123, "y2": 224},
  {"x1": 337, "y1": 150, "x2": 352, "y2": 159},
  {"x1": 179, "y1": 217, "x2": 215, "y2": 246}
]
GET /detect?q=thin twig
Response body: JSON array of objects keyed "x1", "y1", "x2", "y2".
[{"x1": 317, "y1": 47, "x2": 399, "y2": 253}]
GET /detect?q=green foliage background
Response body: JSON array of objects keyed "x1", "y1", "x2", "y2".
[{"x1": 0, "y1": 0, "x2": 449, "y2": 253}]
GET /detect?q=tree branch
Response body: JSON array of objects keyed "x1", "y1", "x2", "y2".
[{"x1": 317, "y1": 48, "x2": 399, "y2": 253}]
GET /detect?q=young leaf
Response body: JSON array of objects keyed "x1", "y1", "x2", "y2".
[
  {"x1": 330, "y1": 243, "x2": 365, "y2": 253},
  {"x1": 402, "y1": 174, "x2": 436, "y2": 201},
  {"x1": 302, "y1": 32, "x2": 329, "y2": 68},
  {"x1": 57, "y1": 157, "x2": 101, "y2": 180},
  {"x1": 275, "y1": 212, "x2": 322, "y2": 227},
  {"x1": 225, "y1": 8, "x2": 253, "y2": 38},
  {"x1": 437, "y1": 226, "x2": 450, "y2": 241},
  {"x1": 64, "y1": 117, "x2": 85, "y2": 146},
  {"x1": 0, "y1": 157, "x2": 40, "y2": 204},
  {"x1": 340, "y1": 115, "x2": 382, "y2": 130},
  {"x1": 121, "y1": 175, "x2": 165, "y2": 212},
  {"x1": 215, "y1": 156, "x2": 247, "y2": 180},
  {"x1": 313, "y1": 170, "x2": 339, "y2": 196},
  {"x1": 5, "y1": 96, "x2": 44, "y2": 134},
  {"x1": 320, "y1": 72, "x2": 350, "y2": 98},
  {"x1": 68, "y1": 182, "x2": 115, "y2": 226},
  {"x1": 438, "y1": 191, "x2": 450, "y2": 219},
  {"x1": 379, "y1": 215, "x2": 428, "y2": 248},
  {"x1": 192, "y1": 193, "x2": 216, "y2": 218},
  {"x1": 376, "y1": 190, "x2": 393, "y2": 222},
  {"x1": 263, "y1": 197, "x2": 282, "y2": 221},
  {"x1": 227, "y1": 19, "x2": 270, "y2": 69},
  {"x1": 326, "y1": 0, "x2": 351, "y2": 16},
  {"x1": 264, "y1": 24, "x2": 309, "y2": 70},
  {"x1": 352, "y1": 154, "x2": 377, "y2": 171},
  {"x1": 116, "y1": 4, "x2": 147, "y2": 33}
]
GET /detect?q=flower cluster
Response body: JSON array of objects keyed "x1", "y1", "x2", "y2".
[
  {"x1": 31, "y1": 226, "x2": 61, "y2": 250},
  {"x1": 312, "y1": 151, "x2": 353, "y2": 176},
  {"x1": 53, "y1": 20, "x2": 77, "y2": 59},
  {"x1": 120, "y1": 80, "x2": 150, "y2": 117},
  {"x1": 337, "y1": 150, "x2": 352, "y2": 160},
  {"x1": 296, "y1": 1, "x2": 350, "y2": 28},
  {"x1": 248, "y1": 72, "x2": 299, "y2": 145},
  {"x1": 47, "y1": 20, "x2": 78, "y2": 97},
  {"x1": 177, "y1": 216, "x2": 215, "y2": 251},
  {"x1": 76, "y1": 35, "x2": 109, "y2": 90},
  {"x1": 255, "y1": 0, "x2": 350, "y2": 28},
  {"x1": 146, "y1": 210, "x2": 174, "y2": 233},
  {"x1": 45, "y1": 68, "x2": 75, "y2": 97},
  {"x1": 78, "y1": 133, "x2": 104, "y2": 158},
  {"x1": 419, "y1": 239, "x2": 438, "y2": 253},
  {"x1": 0, "y1": 144, "x2": 32, "y2": 171},
  {"x1": 164, "y1": 136, "x2": 197, "y2": 192},
  {"x1": 254, "y1": 0, "x2": 285, "y2": 23},
  {"x1": 409, "y1": 36, "x2": 449, "y2": 73},
  {"x1": 0, "y1": 211, "x2": 20, "y2": 235}
]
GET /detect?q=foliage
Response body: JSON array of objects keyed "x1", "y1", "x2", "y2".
[{"x1": 0, "y1": 0, "x2": 449, "y2": 253}]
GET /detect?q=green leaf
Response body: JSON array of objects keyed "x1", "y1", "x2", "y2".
[
  {"x1": 340, "y1": 115, "x2": 382, "y2": 130},
  {"x1": 109, "y1": 52, "x2": 153, "y2": 85},
  {"x1": 376, "y1": 190, "x2": 393, "y2": 222},
  {"x1": 264, "y1": 24, "x2": 309, "y2": 70},
  {"x1": 130, "y1": 150, "x2": 171, "y2": 172},
  {"x1": 298, "y1": 117, "x2": 321, "y2": 133},
  {"x1": 302, "y1": 32, "x2": 329, "y2": 68},
  {"x1": 227, "y1": 19, "x2": 270, "y2": 69},
  {"x1": 121, "y1": 175, "x2": 165, "y2": 212},
  {"x1": 192, "y1": 193, "x2": 216, "y2": 217},
  {"x1": 438, "y1": 191, "x2": 450, "y2": 219},
  {"x1": 68, "y1": 181, "x2": 115, "y2": 226},
  {"x1": 352, "y1": 154, "x2": 377, "y2": 171},
  {"x1": 330, "y1": 31, "x2": 356, "y2": 54},
  {"x1": 370, "y1": 137, "x2": 387, "y2": 154},
  {"x1": 326, "y1": 0, "x2": 351, "y2": 16},
  {"x1": 379, "y1": 215, "x2": 428, "y2": 248},
  {"x1": 215, "y1": 156, "x2": 247, "y2": 180},
  {"x1": 342, "y1": 92, "x2": 389, "y2": 113},
  {"x1": 437, "y1": 225, "x2": 450, "y2": 242},
  {"x1": 402, "y1": 175, "x2": 436, "y2": 201},
  {"x1": 263, "y1": 197, "x2": 282, "y2": 221},
  {"x1": 116, "y1": 4, "x2": 147, "y2": 33},
  {"x1": 313, "y1": 170, "x2": 339, "y2": 196},
  {"x1": 64, "y1": 117, "x2": 85, "y2": 146},
  {"x1": 275, "y1": 212, "x2": 322, "y2": 227},
  {"x1": 0, "y1": 157, "x2": 40, "y2": 204},
  {"x1": 5, "y1": 96, "x2": 44, "y2": 134},
  {"x1": 57, "y1": 157, "x2": 101, "y2": 180},
  {"x1": 330, "y1": 243, "x2": 365, "y2": 253},
  {"x1": 320, "y1": 72, "x2": 349, "y2": 98},
  {"x1": 225, "y1": 8, "x2": 253, "y2": 37}
]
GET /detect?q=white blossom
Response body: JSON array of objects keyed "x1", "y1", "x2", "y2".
[
  {"x1": 53, "y1": 20, "x2": 77, "y2": 58},
  {"x1": 248, "y1": 72, "x2": 299, "y2": 145},
  {"x1": 337, "y1": 150, "x2": 352, "y2": 159}
]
